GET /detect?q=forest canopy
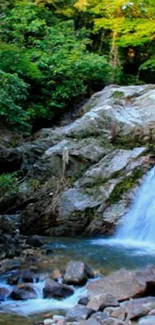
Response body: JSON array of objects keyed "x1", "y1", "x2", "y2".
[{"x1": 0, "y1": 0, "x2": 155, "y2": 132}]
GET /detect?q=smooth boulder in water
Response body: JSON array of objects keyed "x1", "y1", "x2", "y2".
[
  {"x1": 63, "y1": 260, "x2": 94, "y2": 285},
  {"x1": 11, "y1": 283, "x2": 38, "y2": 300},
  {"x1": 43, "y1": 278, "x2": 74, "y2": 299}
]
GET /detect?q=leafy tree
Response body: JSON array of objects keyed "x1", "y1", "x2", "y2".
[
  {"x1": 75, "y1": 0, "x2": 155, "y2": 81},
  {"x1": 0, "y1": 0, "x2": 155, "y2": 131},
  {"x1": 0, "y1": 70, "x2": 29, "y2": 129},
  {"x1": 0, "y1": 43, "x2": 41, "y2": 79},
  {"x1": 0, "y1": 2, "x2": 111, "y2": 127},
  {"x1": 139, "y1": 56, "x2": 155, "y2": 83}
]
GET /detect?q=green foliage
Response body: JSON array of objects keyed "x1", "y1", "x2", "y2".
[
  {"x1": 139, "y1": 58, "x2": 155, "y2": 83},
  {"x1": 28, "y1": 178, "x2": 41, "y2": 190},
  {"x1": 0, "y1": 172, "x2": 19, "y2": 197},
  {"x1": 0, "y1": 1, "x2": 111, "y2": 128},
  {"x1": 75, "y1": 0, "x2": 155, "y2": 83},
  {"x1": 0, "y1": 70, "x2": 29, "y2": 129},
  {"x1": 0, "y1": 0, "x2": 155, "y2": 130},
  {"x1": 109, "y1": 168, "x2": 143, "y2": 204},
  {"x1": 112, "y1": 91, "x2": 124, "y2": 99},
  {"x1": 0, "y1": 43, "x2": 41, "y2": 80}
]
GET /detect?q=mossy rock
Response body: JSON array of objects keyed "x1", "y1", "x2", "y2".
[{"x1": 108, "y1": 168, "x2": 143, "y2": 204}]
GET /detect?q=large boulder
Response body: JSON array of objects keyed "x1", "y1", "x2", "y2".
[
  {"x1": 87, "y1": 269, "x2": 147, "y2": 302},
  {"x1": 76, "y1": 147, "x2": 146, "y2": 187},
  {"x1": 52, "y1": 84, "x2": 155, "y2": 141},
  {"x1": 21, "y1": 145, "x2": 147, "y2": 236},
  {"x1": 44, "y1": 138, "x2": 110, "y2": 164}
]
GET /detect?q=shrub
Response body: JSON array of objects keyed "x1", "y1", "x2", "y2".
[
  {"x1": 0, "y1": 172, "x2": 19, "y2": 196},
  {"x1": 0, "y1": 70, "x2": 30, "y2": 130}
]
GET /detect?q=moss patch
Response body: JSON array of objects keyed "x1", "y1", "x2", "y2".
[
  {"x1": 112, "y1": 90, "x2": 124, "y2": 99},
  {"x1": 0, "y1": 171, "x2": 19, "y2": 196},
  {"x1": 108, "y1": 168, "x2": 143, "y2": 204}
]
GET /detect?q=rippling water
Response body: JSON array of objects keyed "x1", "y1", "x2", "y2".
[{"x1": 1, "y1": 167, "x2": 155, "y2": 320}]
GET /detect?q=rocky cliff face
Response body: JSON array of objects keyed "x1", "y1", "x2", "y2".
[{"x1": 1, "y1": 84, "x2": 155, "y2": 237}]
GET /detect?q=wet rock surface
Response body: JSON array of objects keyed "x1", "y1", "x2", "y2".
[
  {"x1": 26, "y1": 235, "x2": 44, "y2": 248},
  {"x1": 0, "y1": 286, "x2": 10, "y2": 301},
  {"x1": 1, "y1": 85, "x2": 154, "y2": 238},
  {"x1": 43, "y1": 278, "x2": 74, "y2": 299},
  {"x1": 11, "y1": 283, "x2": 38, "y2": 300},
  {"x1": 87, "y1": 293, "x2": 119, "y2": 311},
  {"x1": 1, "y1": 264, "x2": 155, "y2": 325},
  {"x1": 66, "y1": 305, "x2": 93, "y2": 321},
  {"x1": 121, "y1": 297, "x2": 155, "y2": 320},
  {"x1": 87, "y1": 268, "x2": 147, "y2": 301},
  {"x1": 63, "y1": 261, "x2": 94, "y2": 285}
]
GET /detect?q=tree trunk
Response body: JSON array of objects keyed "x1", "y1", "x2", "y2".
[{"x1": 109, "y1": 29, "x2": 120, "y2": 82}]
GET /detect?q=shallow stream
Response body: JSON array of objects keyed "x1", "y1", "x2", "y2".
[{"x1": 1, "y1": 236, "x2": 155, "y2": 324}]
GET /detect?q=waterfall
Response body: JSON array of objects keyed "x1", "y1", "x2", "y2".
[{"x1": 116, "y1": 166, "x2": 155, "y2": 244}]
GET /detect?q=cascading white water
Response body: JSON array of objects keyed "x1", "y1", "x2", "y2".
[
  {"x1": 0, "y1": 280, "x2": 87, "y2": 315},
  {"x1": 116, "y1": 166, "x2": 155, "y2": 245}
]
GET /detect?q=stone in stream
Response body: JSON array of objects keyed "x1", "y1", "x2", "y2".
[
  {"x1": 87, "y1": 293, "x2": 119, "y2": 311},
  {"x1": 26, "y1": 235, "x2": 44, "y2": 247},
  {"x1": 80, "y1": 311, "x2": 108, "y2": 325},
  {"x1": 78, "y1": 297, "x2": 89, "y2": 306},
  {"x1": 7, "y1": 272, "x2": 19, "y2": 285},
  {"x1": 104, "y1": 306, "x2": 125, "y2": 320},
  {"x1": 97, "y1": 318, "x2": 127, "y2": 325},
  {"x1": 20, "y1": 269, "x2": 39, "y2": 283},
  {"x1": 81, "y1": 315, "x2": 128, "y2": 325},
  {"x1": 66, "y1": 304, "x2": 94, "y2": 321},
  {"x1": 80, "y1": 319, "x2": 101, "y2": 325},
  {"x1": 11, "y1": 283, "x2": 37, "y2": 300},
  {"x1": 43, "y1": 278, "x2": 74, "y2": 299},
  {"x1": 0, "y1": 286, "x2": 10, "y2": 301},
  {"x1": 50, "y1": 268, "x2": 63, "y2": 281},
  {"x1": 121, "y1": 296, "x2": 155, "y2": 320},
  {"x1": 63, "y1": 260, "x2": 94, "y2": 285}
]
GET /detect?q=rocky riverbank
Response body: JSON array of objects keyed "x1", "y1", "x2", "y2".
[
  {"x1": 31, "y1": 264, "x2": 155, "y2": 325},
  {"x1": 1, "y1": 259, "x2": 155, "y2": 325}
]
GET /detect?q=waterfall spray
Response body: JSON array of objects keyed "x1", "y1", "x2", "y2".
[{"x1": 116, "y1": 166, "x2": 155, "y2": 244}]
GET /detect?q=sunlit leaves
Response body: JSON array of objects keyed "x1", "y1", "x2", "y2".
[{"x1": 0, "y1": 70, "x2": 29, "y2": 129}]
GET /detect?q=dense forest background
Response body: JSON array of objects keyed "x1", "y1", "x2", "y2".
[{"x1": 0, "y1": 0, "x2": 155, "y2": 133}]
